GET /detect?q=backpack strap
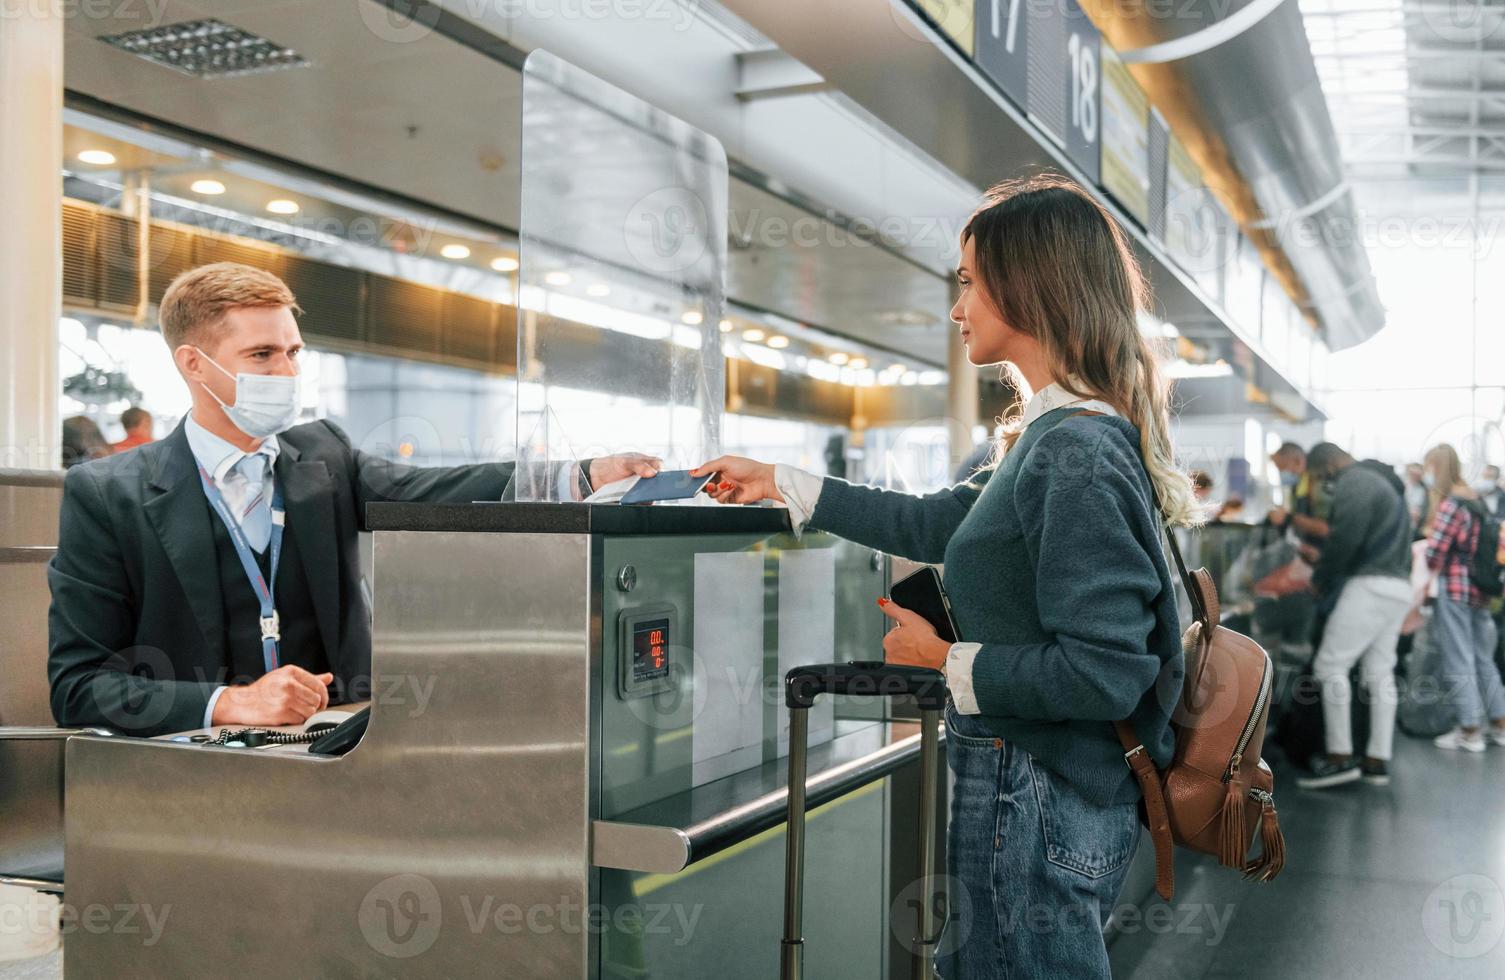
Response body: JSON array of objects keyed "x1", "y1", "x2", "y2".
[{"x1": 1115, "y1": 720, "x2": 1176, "y2": 901}]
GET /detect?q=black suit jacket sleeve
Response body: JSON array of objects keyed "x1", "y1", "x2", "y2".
[
  {"x1": 323, "y1": 420, "x2": 514, "y2": 514},
  {"x1": 48, "y1": 464, "x2": 222, "y2": 735},
  {"x1": 321, "y1": 420, "x2": 590, "y2": 519}
]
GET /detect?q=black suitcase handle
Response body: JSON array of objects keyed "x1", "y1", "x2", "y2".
[
  {"x1": 781, "y1": 662, "x2": 947, "y2": 980},
  {"x1": 784, "y1": 660, "x2": 948, "y2": 710}
]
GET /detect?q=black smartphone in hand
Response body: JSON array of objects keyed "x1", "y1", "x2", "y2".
[{"x1": 888, "y1": 566, "x2": 960, "y2": 643}]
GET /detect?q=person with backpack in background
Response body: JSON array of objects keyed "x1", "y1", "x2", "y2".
[
  {"x1": 1421, "y1": 443, "x2": 1505, "y2": 752},
  {"x1": 1296, "y1": 443, "x2": 1414, "y2": 789}
]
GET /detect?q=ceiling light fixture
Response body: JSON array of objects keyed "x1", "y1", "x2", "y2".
[
  {"x1": 491, "y1": 256, "x2": 519, "y2": 273},
  {"x1": 742, "y1": 328, "x2": 766, "y2": 343},
  {"x1": 190, "y1": 179, "x2": 225, "y2": 195},
  {"x1": 718, "y1": 319, "x2": 734, "y2": 333},
  {"x1": 681, "y1": 310, "x2": 705, "y2": 326},
  {"x1": 99, "y1": 19, "x2": 309, "y2": 78},
  {"x1": 440, "y1": 244, "x2": 471, "y2": 259},
  {"x1": 827, "y1": 352, "x2": 849, "y2": 365},
  {"x1": 766, "y1": 335, "x2": 790, "y2": 349},
  {"x1": 545, "y1": 271, "x2": 572, "y2": 286},
  {"x1": 848, "y1": 356, "x2": 868, "y2": 370},
  {"x1": 265, "y1": 199, "x2": 299, "y2": 215},
  {"x1": 77, "y1": 149, "x2": 116, "y2": 166}
]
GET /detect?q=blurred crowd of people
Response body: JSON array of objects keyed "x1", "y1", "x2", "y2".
[
  {"x1": 1241, "y1": 439, "x2": 1505, "y2": 788},
  {"x1": 60, "y1": 406, "x2": 155, "y2": 468}
]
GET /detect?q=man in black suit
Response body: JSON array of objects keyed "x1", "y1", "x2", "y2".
[{"x1": 48, "y1": 262, "x2": 658, "y2": 736}]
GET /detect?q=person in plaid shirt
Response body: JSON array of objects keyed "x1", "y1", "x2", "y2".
[{"x1": 1422, "y1": 443, "x2": 1505, "y2": 752}]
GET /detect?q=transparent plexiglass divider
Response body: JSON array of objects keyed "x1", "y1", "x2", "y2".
[{"x1": 512, "y1": 50, "x2": 727, "y2": 501}]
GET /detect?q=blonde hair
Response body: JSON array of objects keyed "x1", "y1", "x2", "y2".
[
  {"x1": 159, "y1": 262, "x2": 301, "y2": 351},
  {"x1": 1423, "y1": 442, "x2": 1470, "y2": 530},
  {"x1": 964, "y1": 175, "x2": 1199, "y2": 527}
]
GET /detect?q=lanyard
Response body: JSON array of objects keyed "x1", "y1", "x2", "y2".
[{"x1": 197, "y1": 461, "x2": 284, "y2": 674}]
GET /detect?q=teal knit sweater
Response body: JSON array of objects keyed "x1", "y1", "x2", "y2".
[{"x1": 810, "y1": 407, "x2": 1183, "y2": 805}]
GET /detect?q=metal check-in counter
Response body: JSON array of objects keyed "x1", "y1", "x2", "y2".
[{"x1": 60, "y1": 502, "x2": 944, "y2": 978}]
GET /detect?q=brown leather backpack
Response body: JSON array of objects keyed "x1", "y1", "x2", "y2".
[
  {"x1": 1070, "y1": 411, "x2": 1286, "y2": 901},
  {"x1": 1117, "y1": 526, "x2": 1287, "y2": 901}
]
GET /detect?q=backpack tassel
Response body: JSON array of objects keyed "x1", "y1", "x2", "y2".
[
  {"x1": 1218, "y1": 780, "x2": 1245, "y2": 869},
  {"x1": 1243, "y1": 796, "x2": 1286, "y2": 883}
]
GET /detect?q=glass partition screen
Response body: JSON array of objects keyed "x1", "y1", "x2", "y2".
[{"x1": 514, "y1": 51, "x2": 728, "y2": 500}]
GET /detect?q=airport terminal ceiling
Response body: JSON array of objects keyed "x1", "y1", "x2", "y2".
[{"x1": 61, "y1": 0, "x2": 956, "y2": 368}]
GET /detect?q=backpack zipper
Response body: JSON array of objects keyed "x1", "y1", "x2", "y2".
[{"x1": 1222, "y1": 652, "x2": 1273, "y2": 782}]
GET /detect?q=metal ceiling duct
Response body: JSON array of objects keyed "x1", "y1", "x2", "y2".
[{"x1": 1087, "y1": 0, "x2": 1385, "y2": 351}]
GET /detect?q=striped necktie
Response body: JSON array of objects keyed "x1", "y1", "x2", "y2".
[{"x1": 235, "y1": 454, "x2": 273, "y2": 553}]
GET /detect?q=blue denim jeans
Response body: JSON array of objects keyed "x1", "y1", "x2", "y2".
[
  {"x1": 1434, "y1": 593, "x2": 1505, "y2": 729},
  {"x1": 937, "y1": 705, "x2": 1139, "y2": 979}
]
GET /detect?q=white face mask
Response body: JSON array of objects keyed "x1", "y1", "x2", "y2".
[{"x1": 196, "y1": 348, "x2": 302, "y2": 439}]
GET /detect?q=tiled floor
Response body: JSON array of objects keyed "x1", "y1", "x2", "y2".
[{"x1": 1110, "y1": 732, "x2": 1505, "y2": 979}]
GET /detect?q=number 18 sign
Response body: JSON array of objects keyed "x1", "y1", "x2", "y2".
[{"x1": 1062, "y1": 0, "x2": 1101, "y2": 185}]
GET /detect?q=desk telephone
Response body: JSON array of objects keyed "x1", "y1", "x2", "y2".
[{"x1": 200, "y1": 706, "x2": 370, "y2": 756}]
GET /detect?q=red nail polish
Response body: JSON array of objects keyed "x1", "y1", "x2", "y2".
[
  {"x1": 877, "y1": 597, "x2": 888, "y2": 607},
  {"x1": 719, "y1": 481, "x2": 732, "y2": 490}
]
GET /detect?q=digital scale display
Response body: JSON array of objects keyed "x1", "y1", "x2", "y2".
[
  {"x1": 632, "y1": 618, "x2": 671, "y2": 683},
  {"x1": 617, "y1": 605, "x2": 678, "y2": 699}
]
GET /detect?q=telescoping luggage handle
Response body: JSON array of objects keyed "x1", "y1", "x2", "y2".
[{"x1": 781, "y1": 661, "x2": 948, "y2": 980}]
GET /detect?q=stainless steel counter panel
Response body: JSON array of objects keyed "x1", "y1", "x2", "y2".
[
  {"x1": 63, "y1": 530, "x2": 595, "y2": 977},
  {"x1": 594, "y1": 721, "x2": 932, "y2": 874}
]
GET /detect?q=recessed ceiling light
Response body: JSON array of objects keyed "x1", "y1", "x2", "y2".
[
  {"x1": 190, "y1": 179, "x2": 226, "y2": 195},
  {"x1": 848, "y1": 356, "x2": 868, "y2": 370},
  {"x1": 827, "y1": 352, "x2": 849, "y2": 365},
  {"x1": 718, "y1": 319, "x2": 734, "y2": 333},
  {"x1": 440, "y1": 244, "x2": 471, "y2": 259},
  {"x1": 742, "y1": 328, "x2": 766, "y2": 343},
  {"x1": 682, "y1": 310, "x2": 704, "y2": 326},
  {"x1": 265, "y1": 199, "x2": 299, "y2": 215},
  {"x1": 77, "y1": 149, "x2": 116, "y2": 166},
  {"x1": 491, "y1": 256, "x2": 519, "y2": 273},
  {"x1": 586, "y1": 283, "x2": 611, "y2": 297},
  {"x1": 99, "y1": 19, "x2": 309, "y2": 78},
  {"x1": 766, "y1": 335, "x2": 790, "y2": 349},
  {"x1": 545, "y1": 271, "x2": 572, "y2": 286}
]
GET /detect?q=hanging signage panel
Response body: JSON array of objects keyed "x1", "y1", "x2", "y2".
[
  {"x1": 1099, "y1": 47, "x2": 1150, "y2": 226},
  {"x1": 974, "y1": 0, "x2": 1029, "y2": 107}
]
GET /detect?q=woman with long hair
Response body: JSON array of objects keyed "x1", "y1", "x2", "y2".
[
  {"x1": 693, "y1": 175, "x2": 1193, "y2": 977},
  {"x1": 1422, "y1": 443, "x2": 1505, "y2": 751}
]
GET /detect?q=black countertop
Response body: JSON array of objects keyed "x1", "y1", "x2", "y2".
[{"x1": 364, "y1": 501, "x2": 793, "y2": 535}]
